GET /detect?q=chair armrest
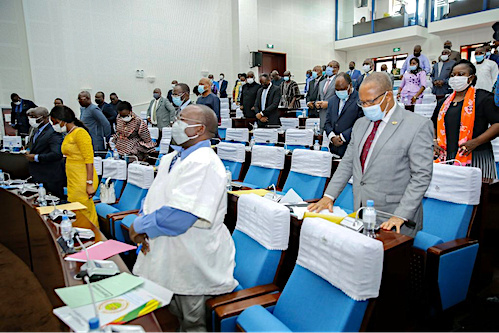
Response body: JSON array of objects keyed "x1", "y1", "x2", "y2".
[
  {"x1": 214, "y1": 292, "x2": 280, "y2": 320},
  {"x1": 206, "y1": 284, "x2": 279, "y2": 310},
  {"x1": 427, "y1": 238, "x2": 478, "y2": 257},
  {"x1": 107, "y1": 209, "x2": 140, "y2": 221}
]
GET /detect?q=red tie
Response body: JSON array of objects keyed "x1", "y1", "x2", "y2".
[
  {"x1": 323, "y1": 78, "x2": 331, "y2": 94},
  {"x1": 360, "y1": 120, "x2": 382, "y2": 172}
]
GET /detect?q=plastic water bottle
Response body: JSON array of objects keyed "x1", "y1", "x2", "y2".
[
  {"x1": 61, "y1": 215, "x2": 74, "y2": 250},
  {"x1": 38, "y1": 184, "x2": 47, "y2": 206},
  {"x1": 313, "y1": 140, "x2": 320, "y2": 151},
  {"x1": 0, "y1": 169, "x2": 4, "y2": 185},
  {"x1": 250, "y1": 137, "x2": 255, "y2": 149},
  {"x1": 363, "y1": 200, "x2": 377, "y2": 238},
  {"x1": 314, "y1": 123, "x2": 320, "y2": 136},
  {"x1": 8, "y1": 141, "x2": 13, "y2": 152},
  {"x1": 113, "y1": 148, "x2": 119, "y2": 159},
  {"x1": 254, "y1": 121, "x2": 258, "y2": 129},
  {"x1": 225, "y1": 166, "x2": 232, "y2": 191}
]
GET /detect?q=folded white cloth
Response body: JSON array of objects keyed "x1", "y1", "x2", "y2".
[
  {"x1": 305, "y1": 118, "x2": 320, "y2": 130},
  {"x1": 425, "y1": 163, "x2": 482, "y2": 205},
  {"x1": 492, "y1": 138, "x2": 499, "y2": 162},
  {"x1": 290, "y1": 149, "x2": 332, "y2": 177},
  {"x1": 297, "y1": 218, "x2": 384, "y2": 301},
  {"x1": 102, "y1": 159, "x2": 127, "y2": 180},
  {"x1": 127, "y1": 162, "x2": 155, "y2": 189},
  {"x1": 3, "y1": 136, "x2": 21, "y2": 148},
  {"x1": 94, "y1": 157, "x2": 103, "y2": 176},
  {"x1": 148, "y1": 127, "x2": 159, "y2": 140},
  {"x1": 220, "y1": 118, "x2": 232, "y2": 129},
  {"x1": 285, "y1": 129, "x2": 314, "y2": 146},
  {"x1": 236, "y1": 194, "x2": 290, "y2": 250},
  {"x1": 251, "y1": 145, "x2": 285, "y2": 170},
  {"x1": 226, "y1": 128, "x2": 249, "y2": 143},
  {"x1": 280, "y1": 118, "x2": 299, "y2": 130},
  {"x1": 162, "y1": 127, "x2": 172, "y2": 141},
  {"x1": 253, "y1": 128, "x2": 278, "y2": 144},
  {"x1": 217, "y1": 142, "x2": 246, "y2": 163},
  {"x1": 159, "y1": 138, "x2": 170, "y2": 154}
]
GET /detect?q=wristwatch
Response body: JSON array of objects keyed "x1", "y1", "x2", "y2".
[{"x1": 86, "y1": 180, "x2": 93, "y2": 185}]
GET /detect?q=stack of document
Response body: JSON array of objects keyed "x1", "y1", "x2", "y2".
[{"x1": 53, "y1": 273, "x2": 173, "y2": 332}]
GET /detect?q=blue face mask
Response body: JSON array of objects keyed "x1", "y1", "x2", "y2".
[
  {"x1": 475, "y1": 54, "x2": 485, "y2": 63},
  {"x1": 322, "y1": 71, "x2": 326, "y2": 76},
  {"x1": 306, "y1": 73, "x2": 311, "y2": 78},
  {"x1": 197, "y1": 85, "x2": 205, "y2": 94},
  {"x1": 311, "y1": 71, "x2": 318, "y2": 79},
  {"x1": 362, "y1": 92, "x2": 388, "y2": 121},
  {"x1": 172, "y1": 96, "x2": 183, "y2": 106},
  {"x1": 335, "y1": 89, "x2": 349, "y2": 100},
  {"x1": 325, "y1": 66, "x2": 334, "y2": 77},
  {"x1": 409, "y1": 65, "x2": 417, "y2": 71},
  {"x1": 153, "y1": 93, "x2": 160, "y2": 99},
  {"x1": 283, "y1": 76, "x2": 290, "y2": 81},
  {"x1": 486, "y1": 51, "x2": 491, "y2": 57}
]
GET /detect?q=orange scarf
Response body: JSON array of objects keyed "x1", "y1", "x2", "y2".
[{"x1": 435, "y1": 86, "x2": 476, "y2": 166}]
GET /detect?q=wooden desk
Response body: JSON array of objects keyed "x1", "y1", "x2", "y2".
[
  {"x1": 232, "y1": 118, "x2": 256, "y2": 129},
  {"x1": 225, "y1": 192, "x2": 413, "y2": 331},
  {"x1": 0, "y1": 188, "x2": 162, "y2": 331}
]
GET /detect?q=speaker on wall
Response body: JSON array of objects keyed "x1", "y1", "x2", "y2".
[{"x1": 251, "y1": 52, "x2": 263, "y2": 67}]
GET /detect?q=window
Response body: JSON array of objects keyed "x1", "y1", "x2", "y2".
[{"x1": 432, "y1": 0, "x2": 497, "y2": 22}]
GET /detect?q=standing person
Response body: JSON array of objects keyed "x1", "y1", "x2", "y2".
[
  {"x1": 473, "y1": 47, "x2": 499, "y2": 93},
  {"x1": 10, "y1": 93, "x2": 37, "y2": 137},
  {"x1": 431, "y1": 49, "x2": 455, "y2": 102},
  {"x1": 109, "y1": 93, "x2": 121, "y2": 114},
  {"x1": 130, "y1": 105, "x2": 237, "y2": 331},
  {"x1": 54, "y1": 98, "x2": 64, "y2": 106},
  {"x1": 239, "y1": 71, "x2": 261, "y2": 118},
  {"x1": 324, "y1": 73, "x2": 364, "y2": 157},
  {"x1": 196, "y1": 78, "x2": 221, "y2": 122},
  {"x1": 304, "y1": 69, "x2": 313, "y2": 94},
  {"x1": 316, "y1": 60, "x2": 340, "y2": 131},
  {"x1": 254, "y1": 73, "x2": 281, "y2": 127},
  {"x1": 232, "y1": 74, "x2": 242, "y2": 102},
  {"x1": 49, "y1": 105, "x2": 99, "y2": 227},
  {"x1": 172, "y1": 83, "x2": 193, "y2": 115},
  {"x1": 112, "y1": 101, "x2": 155, "y2": 161},
  {"x1": 444, "y1": 40, "x2": 461, "y2": 62},
  {"x1": 309, "y1": 73, "x2": 434, "y2": 237},
  {"x1": 432, "y1": 60, "x2": 499, "y2": 179},
  {"x1": 271, "y1": 70, "x2": 283, "y2": 87},
  {"x1": 236, "y1": 73, "x2": 246, "y2": 104},
  {"x1": 218, "y1": 73, "x2": 228, "y2": 98},
  {"x1": 167, "y1": 81, "x2": 178, "y2": 104},
  {"x1": 280, "y1": 70, "x2": 302, "y2": 109},
  {"x1": 401, "y1": 45, "x2": 431, "y2": 74},
  {"x1": 354, "y1": 58, "x2": 375, "y2": 90},
  {"x1": 306, "y1": 65, "x2": 325, "y2": 118},
  {"x1": 25, "y1": 107, "x2": 65, "y2": 198},
  {"x1": 208, "y1": 74, "x2": 219, "y2": 95},
  {"x1": 95, "y1": 91, "x2": 117, "y2": 134},
  {"x1": 397, "y1": 57, "x2": 426, "y2": 111},
  {"x1": 78, "y1": 91, "x2": 111, "y2": 154},
  {"x1": 347, "y1": 61, "x2": 362, "y2": 86},
  {"x1": 147, "y1": 88, "x2": 176, "y2": 129},
  {"x1": 381, "y1": 64, "x2": 395, "y2": 86}
]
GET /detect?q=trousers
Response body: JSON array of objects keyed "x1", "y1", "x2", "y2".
[{"x1": 168, "y1": 294, "x2": 212, "y2": 332}]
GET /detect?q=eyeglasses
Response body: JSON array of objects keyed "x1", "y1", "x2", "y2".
[{"x1": 357, "y1": 92, "x2": 387, "y2": 107}]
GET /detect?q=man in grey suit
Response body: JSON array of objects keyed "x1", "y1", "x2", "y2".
[
  {"x1": 147, "y1": 88, "x2": 176, "y2": 131},
  {"x1": 306, "y1": 65, "x2": 325, "y2": 118},
  {"x1": 431, "y1": 49, "x2": 455, "y2": 102},
  {"x1": 309, "y1": 73, "x2": 434, "y2": 237},
  {"x1": 315, "y1": 60, "x2": 340, "y2": 132}
]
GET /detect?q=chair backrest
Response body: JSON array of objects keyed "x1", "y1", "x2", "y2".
[
  {"x1": 217, "y1": 142, "x2": 246, "y2": 180},
  {"x1": 140, "y1": 111, "x2": 147, "y2": 120},
  {"x1": 243, "y1": 145, "x2": 285, "y2": 188},
  {"x1": 253, "y1": 128, "x2": 278, "y2": 144},
  {"x1": 282, "y1": 150, "x2": 332, "y2": 200},
  {"x1": 115, "y1": 163, "x2": 154, "y2": 211},
  {"x1": 414, "y1": 103, "x2": 436, "y2": 119},
  {"x1": 220, "y1": 118, "x2": 232, "y2": 129},
  {"x1": 162, "y1": 127, "x2": 172, "y2": 141},
  {"x1": 272, "y1": 218, "x2": 383, "y2": 332},
  {"x1": 305, "y1": 118, "x2": 320, "y2": 130},
  {"x1": 3, "y1": 136, "x2": 22, "y2": 149},
  {"x1": 285, "y1": 129, "x2": 314, "y2": 148},
  {"x1": 102, "y1": 159, "x2": 127, "y2": 180},
  {"x1": 159, "y1": 138, "x2": 170, "y2": 154},
  {"x1": 233, "y1": 194, "x2": 289, "y2": 289},
  {"x1": 492, "y1": 138, "x2": 499, "y2": 162},
  {"x1": 94, "y1": 157, "x2": 103, "y2": 176},
  {"x1": 333, "y1": 180, "x2": 354, "y2": 214},
  {"x1": 148, "y1": 127, "x2": 159, "y2": 140},
  {"x1": 280, "y1": 117, "x2": 299, "y2": 131},
  {"x1": 225, "y1": 128, "x2": 249, "y2": 143},
  {"x1": 416, "y1": 164, "x2": 481, "y2": 248}
]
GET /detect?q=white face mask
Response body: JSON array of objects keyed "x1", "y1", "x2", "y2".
[
  {"x1": 121, "y1": 116, "x2": 132, "y2": 122},
  {"x1": 52, "y1": 123, "x2": 67, "y2": 133},
  {"x1": 440, "y1": 55, "x2": 449, "y2": 61},
  {"x1": 363, "y1": 65, "x2": 371, "y2": 73},
  {"x1": 448, "y1": 76, "x2": 470, "y2": 92},
  {"x1": 14, "y1": 101, "x2": 21, "y2": 106},
  {"x1": 171, "y1": 84, "x2": 176, "y2": 89},
  {"x1": 220, "y1": 75, "x2": 224, "y2": 80},
  {"x1": 247, "y1": 78, "x2": 254, "y2": 84},
  {"x1": 29, "y1": 117, "x2": 42, "y2": 128},
  {"x1": 171, "y1": 120, "x2": 203, "y2": 145}
]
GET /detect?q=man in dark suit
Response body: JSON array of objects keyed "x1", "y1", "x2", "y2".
[
  {"x1": 347, "y1": 61, "x2": 362, "y2": 86},
  {"x1": 239, "y1": 71, "x2": 261, "y2": 118},
  {"x1": 10, "y1": 93, "x2": 37, "y2": 137},
  {"x1": 431, "y1": 49, "x2": 455, "y2": 102},
  {"x1": 218, "y1": 73, "x2": 228, "y2": 98},
  {"x1": 95, "y1": 91, "x2": 118, "y2": 134},
  {"x1": 25, "y1": 107, "x2": 65, "y2": 198},
  {"x1": 324, "y1": 73, "x2": 364, "y2": 157},
  {"x1": 354, "y1": 58, "x2": 375, "y2": 91},
  {"x1": 306, "y1": 65, "x2": 324, "y2": 118},
  {"x1": 254, "y1": 73, "x2": 281, "y2": 127}
]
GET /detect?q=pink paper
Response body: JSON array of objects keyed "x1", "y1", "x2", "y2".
[{"x1": 65, "y1": 240, "x2": 137, "y2": 262}]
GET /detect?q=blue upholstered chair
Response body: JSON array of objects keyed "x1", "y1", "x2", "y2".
[
  {"x1": 280, "y1": 149, "x2": 332, "y2": 200},
  {"x1": 334, "y1": 182, "x2": 354, "y2": 214},
  {"x1": 217, "y1": 217, "x2": 383, "y2": 332},
  {"x1": 232, "y1": 145, "x2": 285, "y2": 189},
  {"x1": 217, "y1": 142, "x2": 246, "y2": 181},
  {"x1": 93, "y1": 178, "x2": 125, "y2": 202},
  {"x1": 93, "y1": 158, "x2": 127, "y2": 207},
  {"x1": 412, "y1": 164, "x2": 481, "y2": 311},
  {"x1": 284, "y1": 128, "x2": 314, "y2": 151},
  {"x1": 207, "y1": 194, "x2": 290, "y2": 331}
]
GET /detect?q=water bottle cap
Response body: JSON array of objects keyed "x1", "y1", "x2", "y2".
[
  {"x1": 39, "y1": 184, "x2": 44, "y2": 187},
  {"x1": 367, "y1": 200, "x2": 374, "y2": 207},
  {"x1": 226, "y1": 166, "x2": 229, "y2": 170},
  {"x1": 315, "y1": 140, "x2": 319, "y2": 143},
  {"x1": 89, "y1": 317, "x2": 100, "y2": 330},
  {"x1": 62, "y1": 215, "x2": 69, "y2": 221}
]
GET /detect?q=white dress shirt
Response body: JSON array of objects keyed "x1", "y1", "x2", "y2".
[
  {"x1": 180, "y1": 99, "x2": 191, "y2": 112},
  {"x1": 260, "y1": 82, "x2": 273, "y2": 115},
  {"x1": 474, "y1": 59, "x2": 499, "y2": 92}
]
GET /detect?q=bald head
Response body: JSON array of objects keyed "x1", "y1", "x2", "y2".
[
  {"x1": 178, "y1": 105, "x2": 217, "y2": 147},
  {"x1": 361, "y1": 72, "x2": 393, "y2": 93},
  {"x1": 198, "y1": 78, "x2": 211, "y2": 95},
  {"x1": 78, "y1": 91, "x2": 92, "y2": 107}
]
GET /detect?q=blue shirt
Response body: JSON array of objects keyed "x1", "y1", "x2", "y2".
[
  {"x1": 494, "y1": 73, "x2": 499, "y2": 107},
  {"x1": 132, "y1": 140, "x2": 212, "y2": 238},
  {"x1": 80, "y1": 104, "x2": 112, "y2": 152},
  {"x1": 33, "y1": 122, "x2": 50, "y2": 162},
  {"x1": 304, "y1": 76, "x2": 313, "y2": 93},
  {"x1": 196, "y1": 93, "x2": 221, "y2": 121},
  {"x1": 401, "y1": 54, "x2": 431, "y2": 75}
]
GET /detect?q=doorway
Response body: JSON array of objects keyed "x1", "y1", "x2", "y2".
[{"x1": 259, "y1": 51, "x2": 287, "y2": 76}]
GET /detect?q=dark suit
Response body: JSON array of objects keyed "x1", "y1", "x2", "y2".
[
  {"x1": 430, "y1": 60, "x2": 455, "y2": 99},
  {"x1": 10, "y1": 99, "x2": 37, "y2": 137},
  {"x1": 305, "y1": 76, "x2": 324, "y2": 118},
  {"x1": 347, "y1": 69, "x2": 362, "y2": 85},
  {"x1": 98, "y1": 102, "x2": 118, "y2": 134},
  {"x1": 324, "y1": 90, "x2": 364, "y2": 157},
  {"x1": 239, "y1": 82, "x2": 261, "y2": 118},
  {"x1": 353, "y1": 71, "x2": 374, "y2": 91},
  {"x1": 254, "y1": 84, "x2": 281, "y2": 127},
  {"x1": 28, "y1": 123, "x2": 65, "y2": 198},
  {"x1": 219, "y1": 80, "x2": 228, "y2": 98}
]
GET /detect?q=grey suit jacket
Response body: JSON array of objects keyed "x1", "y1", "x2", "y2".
[
  {"x1": 147, "y1": 96, "x2": 176, "y2": 128},
  {"x1": 324, "y1": 105, "x2": 434, "y2": 237},
  {"x1": 318, "y1": 75, "x2": 336, "y2": 101}
]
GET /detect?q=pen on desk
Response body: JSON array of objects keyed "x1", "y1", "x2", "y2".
[{"x1": 136, "y1": 243, "x2": 142, "y2": 255}]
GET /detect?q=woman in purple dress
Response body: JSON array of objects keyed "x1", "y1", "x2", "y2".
[{"x1": 397, "y1": 57, "x2": 427, "y2": 111}]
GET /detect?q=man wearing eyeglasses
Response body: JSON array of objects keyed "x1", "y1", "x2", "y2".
[
  {"x1": 309, "y1": 72, "x2": 433, "y2": 237},
  {"x1": 171, "y1": 83, "x2": 193, "y2": 116}
]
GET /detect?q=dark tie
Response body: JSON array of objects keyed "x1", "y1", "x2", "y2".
[
  {"x1": 33, "y1": 129, "x2": 41, "y2": 143},
  {"x1": 360, "y1": 120, "x2": 382, "y2": 172},
  {"x1": 169, "y1": 152, "x2": 180, "y2": 172}
]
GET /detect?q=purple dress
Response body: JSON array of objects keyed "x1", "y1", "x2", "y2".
[{"x1": 400, "y1": 70, "x2": 426, "y2": 105}]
